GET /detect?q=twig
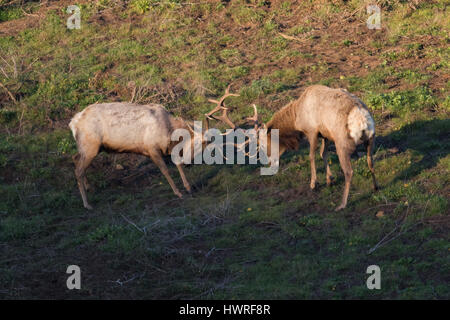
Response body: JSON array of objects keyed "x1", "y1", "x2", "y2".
[
  {"x1": 21, "y1": 7, "x2": 39, "y2": 17},
  {"x1": 278, "y1": 32, "x2": 303, "y2": 42},
  {"x1": 142, "y1": 219, "x2": 160, "y2": 234},
  {"x1": 0, "y1": 81, "x2": 17, "y2": 103},
  {"x1": 107, "y1": 273, "x2": 144, "y2": 286},
  {"x1": 368, "y1": 204, "x2": 424, "y2": 254},
  {"x1": 120, "y1": 213, "x2": 145, "y2": 234}
]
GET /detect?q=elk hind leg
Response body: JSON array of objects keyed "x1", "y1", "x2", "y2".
[
  {"x1": 308, "y1": 134, "x2": 319, "y2": 189},
  {"x1": 320, "y1": 138, "x2": 333, "y2": 186},
  {"x1": 74, "y1": 146, "x2": 98, "y2": 210},
  {"x1": 366, "y1": 136, "x2": 378, "y2": 191},
  {"x1": 335, "y1": 146, "x2": 354, "y2": 211}
]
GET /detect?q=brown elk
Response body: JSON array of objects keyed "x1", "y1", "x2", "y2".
[
  {"x1": 251, "y1": 85, "x2": 378, "y2": 211},
  {"x1": 69, "y1": 87, "x2": 239, "y2": 210}
]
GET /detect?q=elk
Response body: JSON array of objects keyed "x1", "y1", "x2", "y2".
[
  {"x1": 69, "y1": 102, "x2": 193, "y2": 209},
  {"x1": 243, "y1": 85, "x2": 378, "y2": 211},
  {"x1": 69, "y1": 86, "x2": 240, "y2": 210}
]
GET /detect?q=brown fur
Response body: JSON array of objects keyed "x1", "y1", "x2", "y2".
[{"x1": 265, "y1": 102, "x2": 303, "y2": 154}]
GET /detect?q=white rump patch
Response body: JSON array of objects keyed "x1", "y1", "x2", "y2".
[
  {"x1": 347, "y1": 107, "x2": 375, "y2": 144},
  {"x1": 69, "y1": 109, "x2": 85, "y2": 140}
]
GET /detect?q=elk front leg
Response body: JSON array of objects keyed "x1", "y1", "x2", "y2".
[
  {"x1": 176, "y1": 163, "x2": 191, "y2": 193},
  {"x1": 335, "y1": 146, "x2": 354, "y2": 211},
  {"x1": 320, "y1": 138, "x2": 333, "y2": 186},
  {"x1": 308, "y1": 134, "x2": 319, "y2": 189},
  {"x1": 150, "y1": 151, "x2": 183, "y2": 198}
]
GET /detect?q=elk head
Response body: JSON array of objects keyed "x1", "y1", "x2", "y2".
[{"x1": 204, "y1": 86, "x2": 280, "y2": 171}]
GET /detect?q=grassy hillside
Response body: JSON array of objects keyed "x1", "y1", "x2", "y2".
[{"x1": 0, "y1": 0, "x2": 449, "y2": 299}]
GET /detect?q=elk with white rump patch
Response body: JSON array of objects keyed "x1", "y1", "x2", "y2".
[
  {"x1": 69, "y1": 102, "x2": 198, "y2": 210},
  {"x1": 249, "y1": 85, "x2": 379, "y2": 210}
]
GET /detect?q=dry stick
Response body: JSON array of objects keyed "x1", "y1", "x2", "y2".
[
  {"x1": 368, "y1": 220, "x2": 423, "y2": 255},
  {"x1": 21, "y1": 7, "x2": 39, "y2": 17},
  {"x1": 0, "y1": 81, "x2": 17, "y2": 103},
  {"x1": 108, "y1": 272, "x2": 144, "y2": 286},
  {"x1": 278, "y1": 32, "x2": 303, "y2": 42},
  {"x1": 368, "y1": 200, "x2": 430, "y2": 254},
  {"x1": 0, "y1": 66, "x2": 9, "y2": 78},
  {"x1": 0, "y1": 55, "x2": 12, "y2": 69},
  {"x1": 120, "y1": 213, "x2": 145, "y2": 234},
  {"x1": 345, "y1": 5, "x2": 365, "y2": 19},
  {"x1": 368, "y1": 224, "x2": 400, "y2": 254}
]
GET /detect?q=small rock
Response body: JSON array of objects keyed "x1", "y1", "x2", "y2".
[
  {"x1": 376, "y1": 211, "x2": 384, "y2": 218},
  {"x1": 115, "y1": 164, "x2": 124, "y2": 170}
]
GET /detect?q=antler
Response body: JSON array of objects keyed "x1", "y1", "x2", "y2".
[{"x1": 205, "y1": 84, "x2": 239, "y2": 130}]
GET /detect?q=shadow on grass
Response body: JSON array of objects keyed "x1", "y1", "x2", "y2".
[
  {"x1": 376, "y1": 118, "x2": 449, "y2": 183},
  {"x1": 258, "y1": 118, "x2": 450, "y2": 212}
]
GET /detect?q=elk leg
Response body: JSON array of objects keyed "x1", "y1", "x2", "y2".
[
  {"x1": 74, "y1": 151, "x2": 90, "y2": 190},
  {"x1": 72, "y1": 155, "x2": 91, "y2": 190},
  {"x1": 319, "y1": 138, "x2": 325, "y2": 158},
  {"x1": 308, "y1": 134, "x2": 319, "y2": 189},
  {"x1": 335, "y1": 146, "x2": 354, "y2": 211},
  {"x1": 150, "y1": 151, "x2": 183, "y2": 198},
  {"x1": 74, "y1": 149, "x2": 97, "y2": 210},
  {"x1": 366, "y1": 136, "x2": 378, "y2": 191},
  {"x1": 320, "y1": 138, "x2": 333, "y2": 186},
  {"x1": 84, "y1": 176, "x2": 91, "y2": 191},
  {"x1": 176, "y1": 163, "x2": 191, "y2": 193}
]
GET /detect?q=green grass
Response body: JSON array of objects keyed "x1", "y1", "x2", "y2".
[
  {"x1": 0, "y1": 5, "x2": 23, "y2": 22},
  {"x1": 0, "y1": 0, "x2": 449, "y2": 299},
  {"x1": 365, "y1": 87, "x2": 438, "y2": 117}
]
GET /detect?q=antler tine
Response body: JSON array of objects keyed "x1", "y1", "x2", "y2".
[
  {"x1": 246, "y1": 104, "x2": 259, "y2": 129},
  {"x1": 215, "y1": 106, "x2": 236, "y2": 129},
  {"x1": 217, "y1": 84, "x2": 239, "y2": 106},
  {"x1": 205, "y1": 85, "x2": 239, "y2": 129},
  {"x1": 205, "y1": 100, "x2": 223, "y2": 119}
]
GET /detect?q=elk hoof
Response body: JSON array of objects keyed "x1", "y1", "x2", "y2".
[
  {"x1": 310, "y1": 181, "x2": 316, "y2": 190},
  {"x1": 335, "y1": 204, "x2": 346, "y2": 211},
  {"x1": 84, "y1": 204, "x2": 93, "y2": 210}
]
